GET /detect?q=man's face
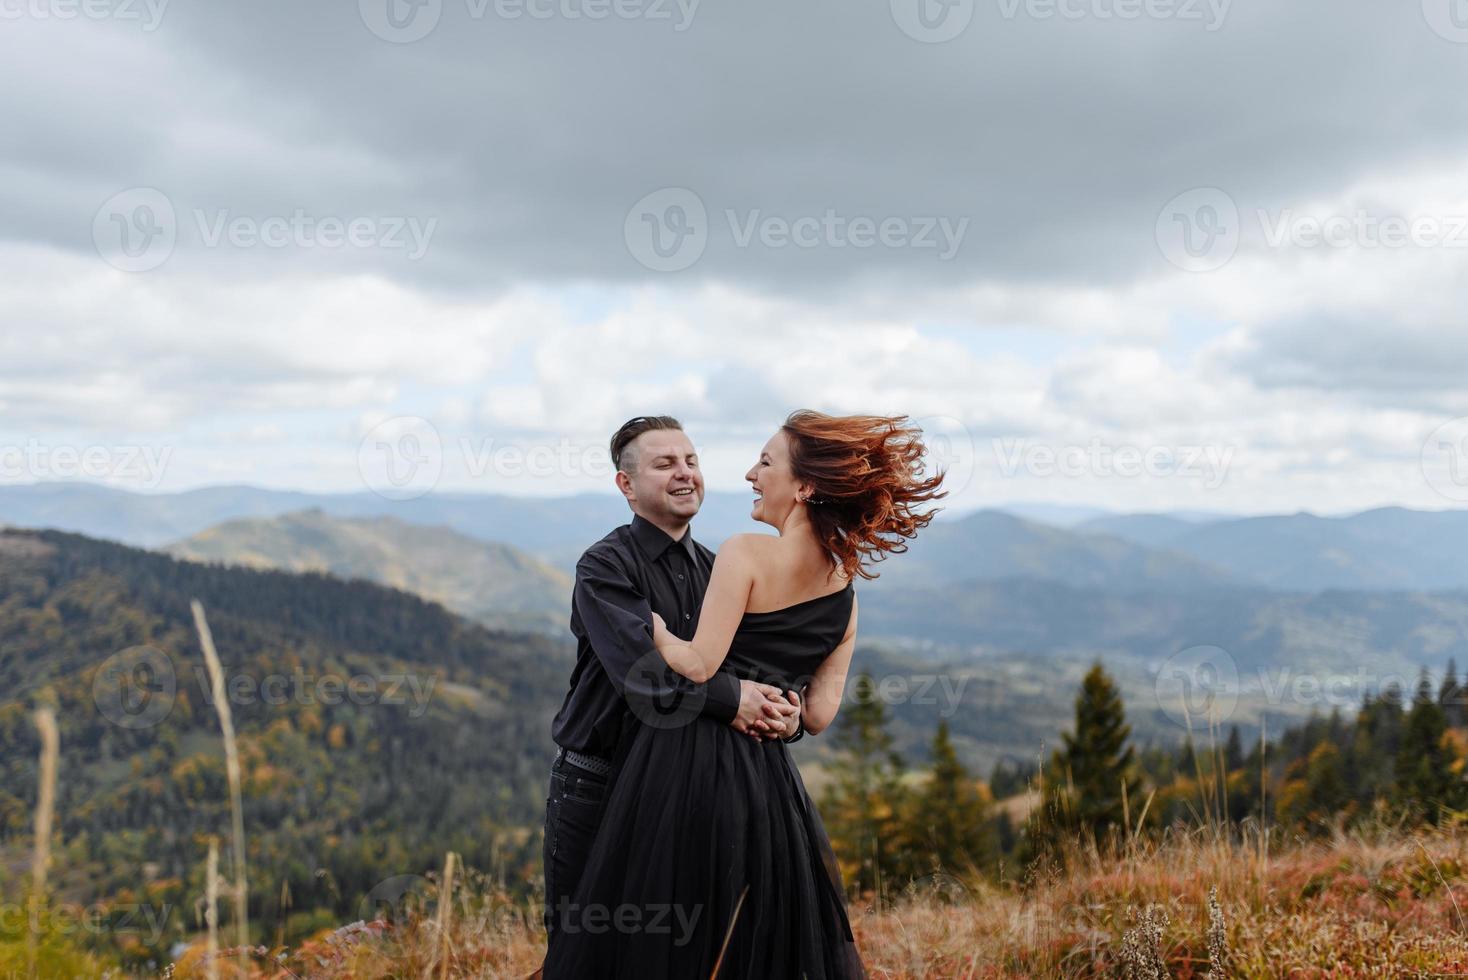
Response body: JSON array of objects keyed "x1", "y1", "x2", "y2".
[{"x1": 619, "y1": 428, "x2": 704, "y2": 523}]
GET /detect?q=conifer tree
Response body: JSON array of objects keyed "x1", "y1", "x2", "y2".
[
  {"x1": 1439, "y1": 658, "x2": 1464, "y2": 729},
  {"x1": 1037, "y1": 661, "x2": 1140, "y2": 852},
  {"x1": 1224, "y1": 725, "x2": 1244, "y2": 772},
  {"x1": 912, "y1": 720, "x2": 994, "y2": 877},
  {"x1": 820, "y1": 673, "x2": 910, "y2": 897},
  {"x1": 1395, "y1": 669, "x2": 1463, "y2": 823}
]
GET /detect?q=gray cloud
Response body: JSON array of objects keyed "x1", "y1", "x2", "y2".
[{"x1": 5, "y1": 0, "x2": 1468, "y2": 295}]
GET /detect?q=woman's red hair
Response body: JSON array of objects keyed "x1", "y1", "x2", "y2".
[{"x1": 781, "y1": 409, "x2": 947, "y2": 580}]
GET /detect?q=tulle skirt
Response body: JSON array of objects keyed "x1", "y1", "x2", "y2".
[{"x1": 542, "y1": 716, "x2": 865, "y2": 979}]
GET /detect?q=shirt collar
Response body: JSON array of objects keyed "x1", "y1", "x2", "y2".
[{"x1": 630, "y1": 512, "x2": 699, "y2": 562}]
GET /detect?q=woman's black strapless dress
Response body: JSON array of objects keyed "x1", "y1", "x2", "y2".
[{"x1": 543, "y1": 581, "x2": 865, "y2": 979}]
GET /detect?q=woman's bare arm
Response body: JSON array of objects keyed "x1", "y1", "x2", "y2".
[
  {"x1": 802, "y1": 595, "x2": 858, "y2": 735},
  {"x1": 650, "y1": 535, "x2": 759, "y2": 683}
]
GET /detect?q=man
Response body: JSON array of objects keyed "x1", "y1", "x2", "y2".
[{"x1": 543, "y1": 415, "x2": 802, "y2": 945}]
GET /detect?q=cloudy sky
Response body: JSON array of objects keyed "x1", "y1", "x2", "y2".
[{"x1": 4, "y1": 0, "x2": 1468, "y2": 515}]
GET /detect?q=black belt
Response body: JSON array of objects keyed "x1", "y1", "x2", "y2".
[{"x1": 555, "y1": 746, "x2": 612, "y2": 777}]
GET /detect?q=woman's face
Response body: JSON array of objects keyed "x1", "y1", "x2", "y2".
[{"x1": 745, "y1": 429, "x2": 809, "y2": 528}]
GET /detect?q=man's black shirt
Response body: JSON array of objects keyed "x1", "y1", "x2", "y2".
[{"x1": 550, "y1": 513, "x2": 741, "y2": 758}]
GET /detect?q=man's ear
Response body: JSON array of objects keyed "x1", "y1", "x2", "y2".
[{"x1": 615, "y1": 469, "x2": 635, "y2": 502}]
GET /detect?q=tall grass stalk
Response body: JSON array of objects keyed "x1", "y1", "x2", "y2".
[
  {"x1": 206, "y1": 837, "x2": 220, "y2": 980},
  {"x1": 192, "y1": 599, "x2": 250, "y2": 973},
  {"x1": 434, "y1": 851, "x2": 457, "y2": 980},
  {"x1": 28, "y1": 706, "x2": 58, "y2": 977}
]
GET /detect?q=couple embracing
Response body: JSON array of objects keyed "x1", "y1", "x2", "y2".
[{"x1": 542, "y1": 410, "x2": 944, "y2": 979}]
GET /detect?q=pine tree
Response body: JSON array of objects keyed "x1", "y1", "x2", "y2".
[
  {"x1": 1352, "y1": 689, "x2": 1405, "y2": 805},
  {"x1": 1041, "y1": 661, "x2": 1141, "y2": 852},
  {"x1": 1395, "y1": 669, "x2": 1462, "y2": 823},
  {"x1": 820, "y1": 673, "x2": 910, "y2": 898},
  {"x1": 1439, "y1": 658, "x2": 1464, "y2": 729},
  {"x1": 1178, "y1": 735, "x2": 1197, "y2": 775},
  {"x1": 912, "y1": 720, "x2": 994, "y2": 877},
  {"x1": 1224, "y1": 725, "x2": 1244, "y2": 772}
]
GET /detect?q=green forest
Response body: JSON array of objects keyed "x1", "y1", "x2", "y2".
[
  {"x1": 0, "y1": 529, "x2": 566, "y2": 970},
  {"x1": 3, "y1": 527, "x2": 1467, "y2": 973}
]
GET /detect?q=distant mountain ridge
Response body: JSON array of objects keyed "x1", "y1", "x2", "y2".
[
  {"x1": 5, "y1": 481, "x2": 1468, "y2": 592},
  {"x1": 165, "y1": 509, "x2": 572, "y2": 633},
  {"x1": 1079, "y1": 506, "x2": 1468, "y2": 592},
  {"x1": 858, "y1": 575, "x2": 1468, "y2": 678},
  {"x1": 866, "y1": 508, "x2": 1244, "y2": 594}
]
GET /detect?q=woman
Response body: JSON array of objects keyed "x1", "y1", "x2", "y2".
[{"x1": 543, "y1": 410, "x2": 945, "y2": 979}]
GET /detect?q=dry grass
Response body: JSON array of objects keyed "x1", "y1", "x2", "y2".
[
  {"x1": 192, "y1": 598, "x2": 250, "y2": 975},
  {"x1": 161, "y1": 818, "x2": 1468, "y2": 979}
]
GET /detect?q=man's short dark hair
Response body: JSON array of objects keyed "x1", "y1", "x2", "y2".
[{"x1": 610, "y1": 415, "x2": 683, "y2": 473}]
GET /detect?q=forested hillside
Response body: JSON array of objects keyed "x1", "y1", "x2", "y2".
[{"x1": 0, "y1": 529, "x2": 568, "y2": 967}]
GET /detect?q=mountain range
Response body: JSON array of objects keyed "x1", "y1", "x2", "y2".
[
  {"x1": 6, "y1": 481, "x2": 1468, "y2": 592},
  {"x1": 165, "y1": 508, "x2": 572, "y2": 633}
]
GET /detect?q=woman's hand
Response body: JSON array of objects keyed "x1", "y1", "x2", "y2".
[{"x1": 650, "y1": 611, "x2": 673, "y2": 648}]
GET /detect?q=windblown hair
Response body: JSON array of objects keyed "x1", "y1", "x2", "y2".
[{"x1": 781, "y1": 409, "x2": 947, "y2": 580}]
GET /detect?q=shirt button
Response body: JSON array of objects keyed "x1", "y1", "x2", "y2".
[
  {"x1": 684, "y1": 613, "x2": 691, "y2": 620},
  {"x1": 677, "y1": 573, "x2": 684, "y2": 580}
]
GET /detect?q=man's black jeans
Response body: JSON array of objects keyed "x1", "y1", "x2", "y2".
[{"x1": 542, "y1": 749, "x2": 614, "y2": 944}]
